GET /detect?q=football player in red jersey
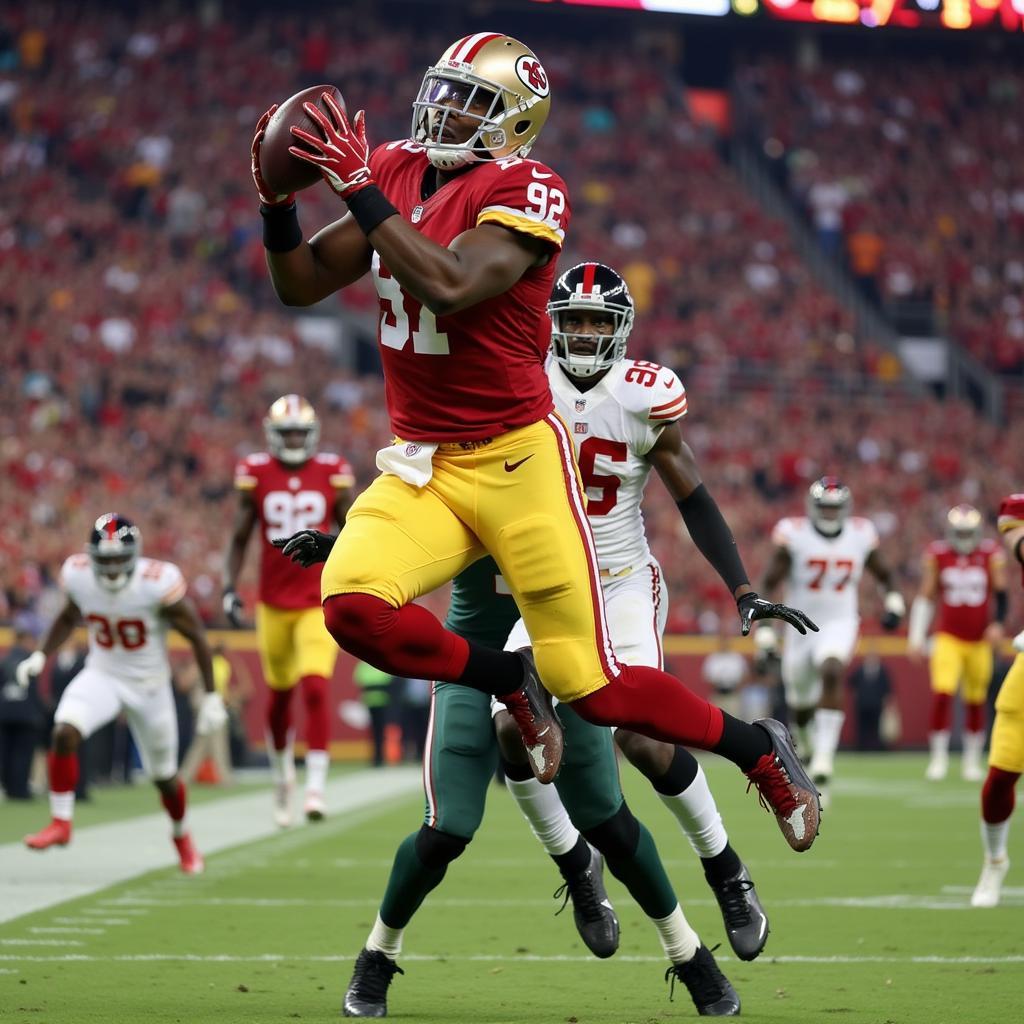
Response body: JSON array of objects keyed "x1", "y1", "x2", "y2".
[
  {"x1": 222, "y1": 395, "x2": 353, "y2": 826},
  {"x1": 970, "y1": 494, "x2": 1024, "y2": 907},
  {"x1": 252, "y1": 32, "x2": 821, "y2": 853},
  {"x1": 908, "y1": 505, "x2": 1008, "y2": 782}
]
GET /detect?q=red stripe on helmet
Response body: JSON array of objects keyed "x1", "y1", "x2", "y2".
[
  {"x1": 582, "y1": 263, "x2": 597, "y2": 294},
  {"x1": 460, "y1": 32, "x2": 503, "y2": 63}
]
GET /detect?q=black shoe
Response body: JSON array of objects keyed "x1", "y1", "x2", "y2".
[
  {"x1": 709, "y1": 864, "x2": 768, "y2": 961},
  {"x1": 666, "y1": 945, "x2": 741, "y2": 1016},
  {"x1": 746, "y1": 718, "x2": 821, "y2": 852},
  {"x1": 553, "y1": 846, "x2": 619, "y2": 959},
  {"x1": 499, "y1": 649, "x2": 564, "y2": 784},
  {"x1": 343, "y1": 948, "x2": 404, "y2": 1018}
]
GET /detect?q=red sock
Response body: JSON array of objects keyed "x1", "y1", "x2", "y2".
[
  {"x1": 965, "y1": 702, "x2": 985, "y2": 734},
  {"x1": 323, "y1": 593, "x2": 469, "y2": 680},
  {"x1": 160, "y1": 779, "x2": 187, "y2": 822},
  {"x1": 267, "y1": 688, "x2": 294, "y2": 750},
  {"x1": 981, "y1": 766, "x2": 1020, "y2": 824},
  {"x1": 573, "y1": 664, "x2": 726, "y2": 749},
  {"x1": 48, "y1": 751, "x2": 79, "y2": 795},
  {"x1": 930, "y1": 692, "x2": 952, "y2": 733},
  {"x1": 301, "y1": 675, "x2": 330, "y2": 751}
]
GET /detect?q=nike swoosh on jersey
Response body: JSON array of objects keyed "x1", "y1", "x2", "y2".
[{"x1": 504, "y1": 455, "x2": 534, "y2": 472}]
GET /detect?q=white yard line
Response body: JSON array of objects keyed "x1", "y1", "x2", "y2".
[
  {"x1": 0, "y1": 766, "x2": 421, "y2": 925},
  {"x1": 1, "y1": 951, "x2": 1022, "y2": 966}
]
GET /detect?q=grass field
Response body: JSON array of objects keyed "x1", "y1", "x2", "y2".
[{"x1": 1, "y1": 753, "x2": 1022, "y2": 1024}]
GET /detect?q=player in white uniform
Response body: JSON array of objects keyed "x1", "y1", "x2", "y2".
[
  {"x1": 16, "y1": 514, "x2": 227, "y2": 873},
  {"x1": 762, "y1": 480, "x2": 905, "y2": 804},
  {"x1": 492, "y1": 262, "x2": 818, "y2": 961}
]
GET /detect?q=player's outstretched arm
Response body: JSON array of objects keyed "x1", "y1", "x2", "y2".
[
  {"x1": 907, "y1": 554, "x2": 937, "y2": 658},
  {"x1": 14, "y1": 596, "x2": 81, "y2": 688},
  {"x1": 647, "y1": 423, "x2": 816, "y2": 636},
  {"x1": 164, "y1": 597, "x2": 226, "y2": 736},
  {"x1": 286, "y1": 96, "x2": 546, "y2": 315},
  {"x1": 222, "y1": 491, "x2": 258, "y2": 628},
  {"x1": 986, "y1": 553, "x2": 1009, "y2": 646},
  {"x1": 866, "y1": 549, "x2": 906, "y2": 631}
]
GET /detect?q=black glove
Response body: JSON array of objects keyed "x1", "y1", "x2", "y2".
[
  {"x1": 880, "y1": 610, "x2": 902, "y2": 632},
  {"x1": 272, "y1": 530, "x2": 337, "y2": 568},
  {"x1": 737, "y1": 592, "x2": 819, "y2": 637},
  {"x1": 222, "y1": 588, "x2": 245, "y2": 628}
]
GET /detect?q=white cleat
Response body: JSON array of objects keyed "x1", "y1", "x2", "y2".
[
  {"x1": 304, "y1": 790, "x2": 326, "y2": 822},
  {"x1": 971, "y1": 857, "x2": 1009, "y2": 908},
  {"x1": 273, "y1": 779, "x2": 294, "y2": 828},
  {"x1": 961, "y1": 758, "x2": 985, "y2": 783},
  {"x1": 925, "y1": 756, "x2": 948, "y2": 781}
]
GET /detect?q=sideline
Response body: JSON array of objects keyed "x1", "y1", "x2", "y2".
[{"x1": 0, "y1": 766, "x2": 421, "y2": 925}]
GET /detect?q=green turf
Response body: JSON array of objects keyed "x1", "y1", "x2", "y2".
[{"x1": 2, "y1": 754, "x2": 1022, "y2": 1023}]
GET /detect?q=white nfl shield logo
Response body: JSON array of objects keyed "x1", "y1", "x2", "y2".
[
  {"x1": 575, "y1": 399, "x2": 586, "y2": 412},
  {"x1": 411, "y1": 206, "x2": 424, "y2": 224}
]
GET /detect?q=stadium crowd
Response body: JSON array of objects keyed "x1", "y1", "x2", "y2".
[
  {"x1": 736, "y1": 52, "x2": 1024, "y2": 376},
  {"x1": 1, "y1": 3, "x2": 1019, "y2": 634}
]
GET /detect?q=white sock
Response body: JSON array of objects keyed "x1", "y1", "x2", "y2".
[
  {"x1": 963, "y1": 731, "x2": 985, "y2": 761},
  {"x1": 267, "y1": 730, "x2": 295, "y2": 785},
  {"x1": 171, "y1": 815, "x2": 187, "y2": 839},
  {"x1": 658, "y1": 764, "x2": 728, "y2": 858},
  {"x1": 929, "y1": 731, "x2": 950, "y2": 759},
  {"x1": 366, "y1": 914, "x2": 403, "y2": 960},
  {"x1": 305, "y1": 750, "x2": 329, "y2": 794},
  {"x1": 811, "y1": 708, "x2": 845, "y2": 772},
  {"x1": 506, "y1": 777, "x2": 579, "y2": 856},
  {"x1": 651, "y1": 904, "x2": 700, "y2": 964},
  {"x1": 981, "y1": 818, "x2": 1011, "y2": 862},
  {"x1": 50, "y1": 791, "x2": 75, "y2": 821}
]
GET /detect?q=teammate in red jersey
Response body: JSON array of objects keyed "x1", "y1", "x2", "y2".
[
  {"x1": 908, "y1": 505, "x2": 1008, "y2": 782},
  {"x1": 970, "y1": 494, "x2": 1024, "y2": 906},
  {"x1": 222, "y1": 395, "x2": 353, "y2": 826},
  {"x1": 254, "y1": 32, "x2": 821, "y2": 853}
]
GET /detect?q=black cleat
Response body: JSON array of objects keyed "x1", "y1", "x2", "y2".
[
  {"x1": 709, "y1": 864, "x2": 769, "y2": 961},
  {"x1": 553, "y1": 846, "x2": 619, "y2": 958},
  {"x1": 746, "y1": 718, "x2": 821, "y2": 852},
  {"x1": 666, "y1": 945, "x2": 741, "y2": 1016},
  {"x1": 343, "y1": 948, "x2": 404, "y2": 1018},
  {"x1": 499, "y1": 649, "x2": 564, "y2": 784}
]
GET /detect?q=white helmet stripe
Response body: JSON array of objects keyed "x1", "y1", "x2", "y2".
[{"x1": 451, "y1": 31, "x2": 502, "y2": 63}]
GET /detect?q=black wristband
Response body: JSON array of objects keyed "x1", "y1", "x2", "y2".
[
  {"x1": 346, "y1": 184, "x2": 399, "y2": 235},
  {"x1": 676, "y1": 484, "x2": 750, "y2": 595},
  {"x1": 994, "y1": 589, "x2": 1009, "y2": 625},
  {"x1": 260, "y1": 201, "x2": 303, "y2": 253}
]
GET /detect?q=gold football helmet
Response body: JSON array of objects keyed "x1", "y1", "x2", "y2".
[
  {"x1": 412, "y1": 32, "x2": 552, "y2": 170},
  {"x1": 264, "y1": 394, "x2": 319, "y2": 465},
  {"x1": 946, "y1": 504, "x2": 982, "y2": 554}
]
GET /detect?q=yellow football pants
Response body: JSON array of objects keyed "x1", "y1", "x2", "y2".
[
  {"x1": 321, "y1": 416, "x2": 615, "y2": 702},
  {"x1": 990, "y1": 653, "x2": 1024, "y2": 774},
  {"x1": 929, "y1": 632, "x2": 993, "y2": 703},
  {"x1": 256, "y1": 603, "x2": 339, "y2": 691}
]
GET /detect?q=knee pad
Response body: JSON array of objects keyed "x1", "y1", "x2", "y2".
[
  {"x1": 414, "y1": 825, "x2": 470, "y2": 870},
  {"x1": 982, "y1": 767, "x2": 1020, "y2": 824},
  {"x1": 323, "y1": 593, "x2": 397, "y2": 645},
  {"x1": 581, "y1": 802, "x2": 640, "y2": 862}
]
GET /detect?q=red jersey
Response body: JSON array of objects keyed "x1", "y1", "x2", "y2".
[
  {"x1": 368, "y1": 141, "x2": 571, "y2": 441},
  {"x1": 925, "y1": 539, "x2": 1004, "y2": 642},
  {"x1": 234, "y1": 452, "x2": 354, "y2": 609},
  {"x1": 998, "y1": 493, "x2": 1024, "y2": 588}
]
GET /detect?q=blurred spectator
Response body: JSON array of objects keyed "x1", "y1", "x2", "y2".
[
  {"x1": 353, "y1": 661, "x2": 395, "y2": 768},
  {"x1": 0, "y1": 627, "x2": 45, "y2": 799},
  {"x1": 398, "y1": 677, "x2": 431, "y2": 764},
  {"x1": 701, "y1": 628, "x2": 747, "y2": 719},
  {"x1": 848, "y1": 654, "x2": 893, "y2": 751}
]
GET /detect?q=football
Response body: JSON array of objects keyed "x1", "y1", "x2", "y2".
[{"x1": 259, "y1": 84, "x2": 347, "y2": 196}]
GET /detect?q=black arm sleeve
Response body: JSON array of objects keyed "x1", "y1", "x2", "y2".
[
  {"x1": 994, "y1": 589, "x2": 1009, "y2": 625},
  {"x1": 676, "y1": 484, "x2": 750, "y2": 596}
]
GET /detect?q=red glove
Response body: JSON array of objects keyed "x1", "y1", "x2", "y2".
[
  {"x1": 288, "y1": 93, "x2": 373, "y2": 200},
  {"x1": 251, "y1": 105, "x2": 295, "y2": 207}
]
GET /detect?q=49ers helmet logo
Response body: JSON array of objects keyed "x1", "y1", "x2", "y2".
[{"x1": 515, "y1": 55, "x2": 549, "y2": 97}]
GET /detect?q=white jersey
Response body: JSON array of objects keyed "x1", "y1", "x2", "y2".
[
  {"x1": 549, "y1": 357, "x2": 687, "y2": 574},
  {"x1": 59, "y1": 555, "x2": 188, "y2": 684},
  {"x1": 771, "y1": 516, "x2": 879, "y2": 626}
]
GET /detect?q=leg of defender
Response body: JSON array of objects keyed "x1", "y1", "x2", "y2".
[{"x1": 257, "y1": 603, "x2": 300, "y2": 825}]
